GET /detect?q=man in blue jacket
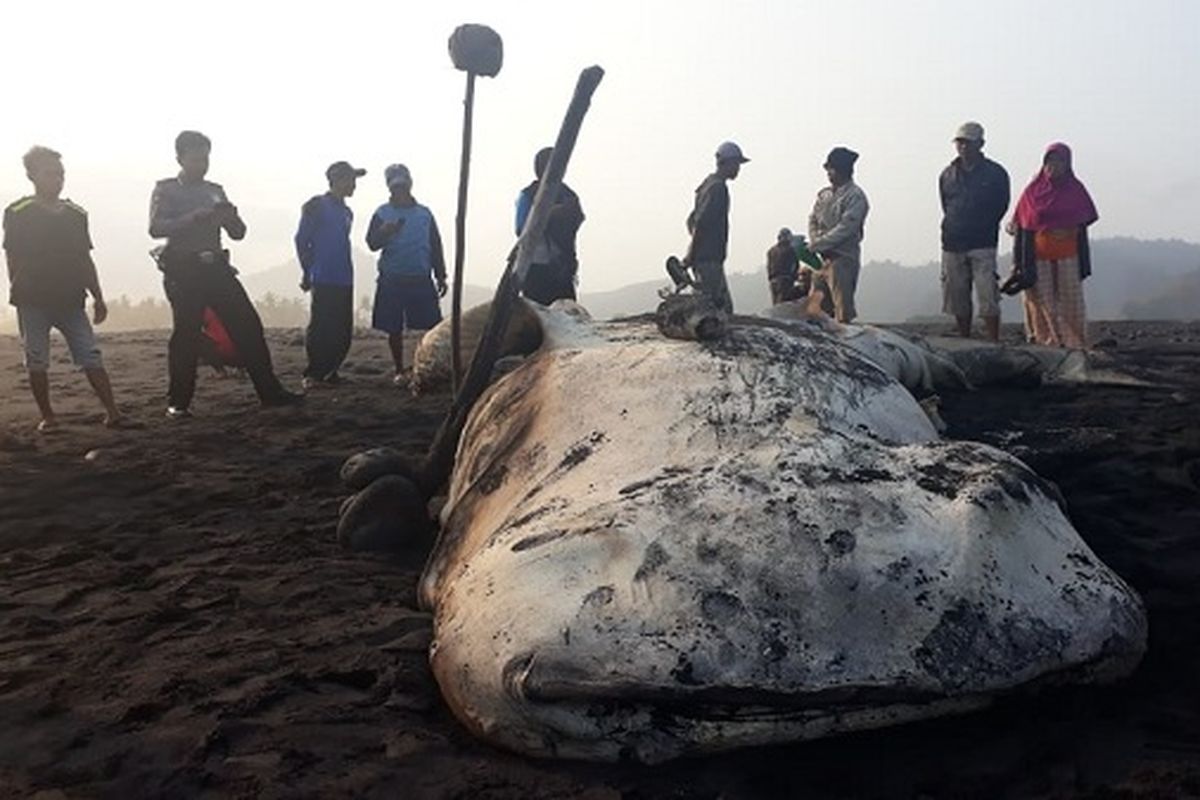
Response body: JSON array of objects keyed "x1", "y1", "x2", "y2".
[
  {"x1": 939, "y1": 122, "x2": 1010, "y2": 341},
  {"x1": 295, "y1": 160, "x2": 364, "y2": 387},
  {"x1": 366, "y1": 164, "x2": 447, "y2": 384}
]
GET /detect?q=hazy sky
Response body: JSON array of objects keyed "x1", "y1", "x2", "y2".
[{"x1": 2, "y1": 0, "x2": 1198, "y2": 300}]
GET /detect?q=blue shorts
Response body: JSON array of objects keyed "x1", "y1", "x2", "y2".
[
  {"x1": 17, "y1": 305, "x2": 103, "y2": 371},
  {"x1": 371, "y1": 274, "x2": 442, "y2": 335}
]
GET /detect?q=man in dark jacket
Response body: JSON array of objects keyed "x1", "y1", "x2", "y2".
[
  {"x1": 939, "y1": 122, "x2": 1010, "y2": 340},
  {"x1": 515, "y1": 147, "x2": 585, "y2": 305},
  {"x1": 150, "y1": 130, "x2": 301, "y2": 416},
  {"x1": 685, "y1": 141, "x2": 749, "y2": 314},
  {"x1": 296, "y1": 160, "x2": 365, "y2": 387},
  {"x1": 766, "y1": 227, "x2": 807, "y2": 304}
]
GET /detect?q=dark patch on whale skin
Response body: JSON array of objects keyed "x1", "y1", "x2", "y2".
[
  {"x1": 477, "y1": 462, "x2": 509, "y2": 495},
  {"x1": 633, "y1": 543, "x2": 670, "y2": 582},
  {"x1": 558, "y1": 432, "x2": 608, "y2": 472},
  {"x1": 510, "y1": 519, "x2": 616, "y2": 553},
  {"x1": 700, "y1": 591, "x2": 745, "y2": 624},
  {"x1": 671, "y1": 653, "x2": 702, "y2": 686},
  {"x1": 915, "y1": 462, "x2": 961, "y2": 499},
  {"x1": 581, "y1": 585, "x2": 615, "y2": 609},
  {"x1": 705, "y1": 326, "x2": 893, "y2": 391},
  {"x1": 825, "y1": 529, "x2": 857, "y2": 556},
  {"x1": 914, "y1": 599, "x2": 1070, "y2": 691},
  {"x1": 511, "y1": 529, "x2": 568, "y2": 552}
]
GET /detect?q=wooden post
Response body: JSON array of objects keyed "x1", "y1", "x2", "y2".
[
  {"x1": 421, "y1": 66, "x2": 605, "y2": 496},
  {"x1": 451, "y1": 70, "x2": 476, "y2": 392}
]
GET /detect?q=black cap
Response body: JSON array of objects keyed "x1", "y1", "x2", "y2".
[
  {"x1": 326, "y1": 161, "x2": 367, "y2": 181},
  {"x1": 823, "y1": 147, "x2": 859, "y2": 171}
]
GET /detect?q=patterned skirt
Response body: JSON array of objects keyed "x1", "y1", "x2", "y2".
[{"x1": 1022, "y1": 257, "x2": 1088, "y2": 348}]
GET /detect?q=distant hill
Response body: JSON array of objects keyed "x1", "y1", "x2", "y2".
[{"x1": 1123, "y1": 269, "x2": 1200, "y2": 320}]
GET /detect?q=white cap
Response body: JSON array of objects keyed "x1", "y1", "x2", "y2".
[
  {"x1": 954, "y1": 122, "x2": 985, "y2": 142},
  {"x1": 715, "y1": 141, "x2": 750, "y2": 164}
]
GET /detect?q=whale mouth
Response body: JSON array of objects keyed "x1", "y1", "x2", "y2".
[{"x1": 502, "y1": 648, "x2": 1140, "y2": 724}]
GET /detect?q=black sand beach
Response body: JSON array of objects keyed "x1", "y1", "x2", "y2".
[{"x1": 2, "y1": 322, "x2": 1198, "y2": 799}]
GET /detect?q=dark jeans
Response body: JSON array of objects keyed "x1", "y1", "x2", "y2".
[
  {"x1": 304, "y1": 284, "x2": 354, "y2": 380},
  {"x1": 522, "y1": 261, "x2": 577, "y2": 306},
  {"x1": 162, "y1": 256, "x2": 283, "y2": 407}
]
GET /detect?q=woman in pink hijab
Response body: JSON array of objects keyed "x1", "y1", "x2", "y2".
[{"x1": 1009, "y1": 143, "x2": 1099, "y2": 348}]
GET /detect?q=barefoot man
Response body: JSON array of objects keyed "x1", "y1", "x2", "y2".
[{"x1": 3, "y1": 146, "x2": 122, "y2": 431}]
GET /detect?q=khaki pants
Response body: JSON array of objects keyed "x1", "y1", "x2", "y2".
[
  {"x1": 812, "y1": 255, "x2": 860, "y2": 322},
  {"x1": 941, "y1": 248, "x2": 999, "y2": 319}
]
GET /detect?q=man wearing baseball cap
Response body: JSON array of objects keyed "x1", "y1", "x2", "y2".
[
  {"x1": 684, "y1": 140, "x2": 749, "y2": 313},
  {"x1": 808, "y1": 146, "x2": 870, "y2": 323},
  {"x1": 295, "y1": 161, "x2": 365, "y2": 386},
  {"x1": 939, "y1": 122, "x2": 1010, "y2": 340},
  {"x1": 366, "y1": 163, "x2": 448, "y2": 384}
]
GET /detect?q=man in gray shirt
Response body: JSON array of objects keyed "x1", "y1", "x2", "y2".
[
  {"x1": 808, "y1": 147, "x2": 870, "y2": 323},
  {"x1": 684, "y1": 141, "x2": 749, "y2": 314},
  {"x1": 150, "y1": 130, "x2": 300, "y2": 416}
]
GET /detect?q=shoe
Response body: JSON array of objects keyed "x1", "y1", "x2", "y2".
[
  {"x1": 261, "y1": 389, "x2": 305, "y2": 408},
  {"x1": 301, "y1": 376, "x2": 318, "y2": 390},
  {"x1": 165, "y1": 406, "x2": 192, "y2": 419}
]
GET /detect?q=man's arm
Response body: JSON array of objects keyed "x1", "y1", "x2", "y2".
[
  {"x1": 515, "y1": 187, "x2": 533, "y2": 235},
  {"x1": 148, "y1": 182, "x2": 201, "y2": 239},
  {"x1": 429, "y1": 216, "x2": 448, "y2": 296},
  {"x1": 684, "y1": 181, "x2": 726, "y2": 264},
  {"x1": 991, "y1": 166, "x2": 1011, "y2": 228},
  {"x1": 294, "y1": 199, "x2": 317, "y2": 273},
  {"x1": 4, "y1": 251, "x2": 21, "y2": 293},
  {"x1": 809, "y1": 190, "x2": 868, "y2": 254},
  {"x1": 365, "y1": 213, "x2": 388, "y2": 252},
  {"x1": 78, "y1": 216, "x2": 106, "y2": 322},
  {"x1": 218, "y1": 188, "x2": 247, "y2": 241},
  {"x1": 2, "y1": 209, "x2": 17, "y2": 287},
  {"x1": 83, "y1": 252, "x2": 108, "y2": 323}
]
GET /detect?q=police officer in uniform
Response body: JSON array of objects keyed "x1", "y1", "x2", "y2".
[{"x1": 149, "y1": 130, "x2": 301, "y2": 417}]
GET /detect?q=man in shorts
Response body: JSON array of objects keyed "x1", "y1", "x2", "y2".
[
  {"x1": 939, "y1": 122, "x2": 1010, "y2": 340},
  {"x1": 3, "y1": 146, "x2": 122, "y2": 432},
  {"x1": 366, "y1": 164, "x2": 448, "y2": 383}
]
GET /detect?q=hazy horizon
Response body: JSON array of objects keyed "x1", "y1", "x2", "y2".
[{"x1": 3, "y1": 0, "x2": 1199, "y2": 303}]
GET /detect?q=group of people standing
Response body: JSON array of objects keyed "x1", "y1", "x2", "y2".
[
  {"x1": 684, "y1": 141, "x2": 870, "y2": 323},
  {"x1": 938, "y1": 122, "x2": 1097, "y2": 348},
  {"x1": 0, "y1": 131, "x2": 586, "y2": 431},
  {"x1": 3, "y1": 122, "x2": 1098, "y2": 432},
  {"x1": 293, "y1": 145, "x2": 585, "y2": 389},
  {"x1": 734, "y1": 122, "x2": 1099, "y2": 347}
]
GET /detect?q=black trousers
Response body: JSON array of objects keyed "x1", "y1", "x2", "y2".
[
  {"x1": 162, "y1": 257, "x2": 283, "y2": 407},
  {"x1": 522, "y1": 261, "x2": 577, "y2": 306},
  {"x1": 304, "y1": 284, "x2": 354, "y2": 379}
]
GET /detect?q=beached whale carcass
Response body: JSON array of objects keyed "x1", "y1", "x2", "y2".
[{"x1": 420, "y1": 304, "x2": 1147, "y2": 763}]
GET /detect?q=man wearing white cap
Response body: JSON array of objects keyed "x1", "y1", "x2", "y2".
[
  {"x1": 684, "y1": 141, "x2": 749, "y2": 313},
  {"x1": 366, "y1": 164, "x2": 448, "y2": 384},
  {"x1": 939, "y1": 121, "x2": 1010, "y2": 340}
]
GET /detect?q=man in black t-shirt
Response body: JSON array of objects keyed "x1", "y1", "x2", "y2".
[{"x1": 3, "y1": 146, "x2": 123, "y2": 432}]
